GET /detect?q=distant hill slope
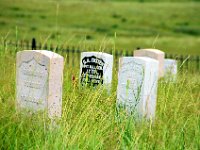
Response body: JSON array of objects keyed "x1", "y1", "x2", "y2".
[
  {"x1": 0, "y1": 0, "x2": 199, "y2": 55},
  {"x1": 91, "y1": 0, "x2": 199, "y2": 2}
]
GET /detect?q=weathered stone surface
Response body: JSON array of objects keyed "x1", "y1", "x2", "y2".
[
  {"x1": 16, "y1": 50, "x2": 64, "y2": 118},
  {"x1": 164, "y1": 59, "x2": 177, "y2": 82},
  {"x1": 134, "y1": 49, "x2": 165, "y2": 78},
  {"x1": 117, "y1": 57, "x2": 159, "y2": 119}
]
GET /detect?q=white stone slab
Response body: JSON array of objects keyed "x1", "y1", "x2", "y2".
[
  {"x1": 80, "y1": 52, "x2": 113, "y2": 89},
  {"x1": 134, "y1": 49, "x2": 165, "y2": 78},
  {"x1": 117, "y1": 57, "x2": 159, "y2": 119},
  {"x1": 16, "y1": 50, "x2": 64, "y2": 118},
  {"x1": 164, "y1": 59, "x2": 177, "y2": 82}
]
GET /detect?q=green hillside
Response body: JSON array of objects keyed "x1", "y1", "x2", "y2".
[{"x1": 0, "y1": 0, "x2": 200, "y2": 55}]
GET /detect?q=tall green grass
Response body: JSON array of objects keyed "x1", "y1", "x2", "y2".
[{"x1": 0, "y1": 45, "x2": 199, "y2": 149}]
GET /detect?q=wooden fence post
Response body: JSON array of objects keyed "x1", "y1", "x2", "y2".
[
  {"x1": 197, "y1": 56, "x2": 200, "y2": 72},
  {"x1": 115, "y1": 50, "x2": 119, "y2": 70},
  {"x1": 20, "y1": 40, "x2": 23, "y2": 49},
  {"x1": 38, "y1": 42, "x2": 42, "y2": 49},
  {"x1": 66, "y1": 46, "x2": 70, "y2": 65},
  {"x1": 185, "y1": 55, "x2": 189, "y2": 71},
  {"x1": 170, "y1": 54, "x2": 173, "y2": 59},
  {"x1": 77, "y1": 47, "x2": 81, "y2": 68},
  {"x1": 109, "y1": 49, "x2": 112, "y2": 55},
  {"x1": 15, "y1": 40, "x2": 18, "y2": 53},
  {"x1": 125, "y1": 50, "x2": 129, "y2": 56},
  {"x1": 180, "y1": 55, "x2": 184, "y2": 72},
  {"x1": 26, "y1": 40, "x2": 29, "y2": 50},
  {"x1": 50, "y1": 44, "x2": 53, "y2": 51},
  {"x1": 165, "y1": 53, "x2": 168, "y2": 58},
  {"x1": 32, "y1": 38, "x2": 36, "y2": 50},
  {"x1": 72, "y1": 46, "x2": 75, "y2": 67}
]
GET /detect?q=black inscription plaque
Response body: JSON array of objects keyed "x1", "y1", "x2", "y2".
[{"x1": 81, "y1": 56, "x2": 105, "y2": 86}]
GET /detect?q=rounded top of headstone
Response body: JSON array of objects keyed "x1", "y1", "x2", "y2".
[
  {"x1": 81, "y1": 52, "x2": 113, "y2": 57},
  {"x1": 33, "y1": 50, "x2": 63, "y2": 58},
  {"x1": 120, "y1": 56, "x2": 159, "y2": 64},
  {"x1": 135, "y1": 49, "x2": 164, "y2": 54},
  {"x1": 134, "y1": 56, "x2": 159, "y2": 64},
  {"x1": 164, "y1": 59, "x2": 177, "y2": 63},
  {"x1": 17, "y1": 50, "x2": 63, "y2": 59}
]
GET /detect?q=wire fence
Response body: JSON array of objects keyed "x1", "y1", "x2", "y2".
[{"x1": 1, "y1": 38, "x2": 199, "y2": 73}]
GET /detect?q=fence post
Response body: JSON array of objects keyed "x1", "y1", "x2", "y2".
[
  {"x1": 66, "y1": 46, "x2": 70, "y2": 65},
  {"x1": 3, "y1": 38, "x2": 5, "y2": 49},
  {"x1": 197, "y1": 56, "x2": 200, "y2": 72},
  {"x1": 44, "y1": 43, "x2": 47, "y2": 50},
  {"x1": 165, "y1": 53, "x2": 168, "y2": 58},
  {"x1": 26, "y1": 40, "x2": 29, "y2": 50},
  {"x1": 109, "y1": 49, "x2": 112, "y2": 55},
  {"x1": 72, "y1": 46, "x2": 75, "y2": 67},
  {"x1": 15, "y1": 40, "x2": 18, "y2": 53},
  {"x1": 77, "y1": 47, "x2": 81, "y2": 68},
  {"x1": 170, "y1": 54, "x2": 173, "y2": 59},
  {"x1": 185, "y1": 55, "x2": 189, "y2": 71},
  {"x1": 20, "y1": 40, "x2": 23, "y2": 49},
  {"x1": 125, "y1": 50, "x2": 129, "y2": 56},
  {"x1": 59, "y1": 44, "x2": 64, "y2": 55},
  {"x1": 38, "y1": 42, "x2": 42, "y2": 49},
  {"x1": 3, "y1": 38, "x2": 6, "y2": 54},
  {"x1": 32, "y1": 38, "x2": 36, "y2": 50},
  {"x1": 50, "y1": 44, "x2": 53, "y2": 51},
  {"x1": 119, "y1": 50, "x2": 122, "y2": 57},
  {"x1": 115, "y1": 50, "x2": 119, "y2": 70},
  {"x1": 180, "y1": 55, "x2": 184, "y2": 72}
]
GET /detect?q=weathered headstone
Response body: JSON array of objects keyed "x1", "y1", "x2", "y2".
[
  {"x1": 134, "y1": 49, "x2": 165, "y2": 78},
  {"x1": 117, "y1": 57, "x2": 159, "y2": 120},
  {"x1": 80, "y1": 52, "x2": 113, "y2": 88},
  {"x1": 164, "y1": 59, "x2": 177, "y2": 82},
  {"x1": 16, "y1": 50, "x2": 64, "y2": 118}
]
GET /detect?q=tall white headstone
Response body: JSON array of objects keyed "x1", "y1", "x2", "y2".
[
  {"x1": 117, "y1": 57, "x2": 159, "y2": 119},
  {"x1": 80, "y1": 52, "x2": 113, "y2": 89},
  {"x1": 164, "y1": 59, "x2": 177, "y2": 82},
  {"x1": 16, "y1": 50, "x2": 64, "y2": 118},
  {"x1": 134, "y1": 49, "x2": 165, "y2": 78}
]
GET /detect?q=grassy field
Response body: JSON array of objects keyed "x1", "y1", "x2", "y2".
[
  {"x1": 0, "y1": 0, "x2": 199, "y2": 149},
  {"x1": 0, "y1": 0, "x2": 200, "y2": 55},
  {"x1": 0, "y1": 46, "x2": 199, "y2": 149}
]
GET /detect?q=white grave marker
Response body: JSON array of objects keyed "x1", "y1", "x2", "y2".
[
  {"x1": 117, "y1": 57, "x2": 159, "y2": 119},
  {"x1": 164, "y1": 59, "x2": 177, "y2": 82},
  {"x1": 80, "y1": 52, "x2": 113, "y2": 88},
  {"x1": 16, "y1": 50, "x2": 64, "y2": 118},
  {"x1": 134, "y1": 49, "x2": 165, "y2": 78}
]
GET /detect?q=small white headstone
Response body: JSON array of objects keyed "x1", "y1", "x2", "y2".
[
  {"x1": 164, "y1": 59, "x2": 177, "y2": 82},
  {"x1": 134, "y1": 49, "x2": 165, "y2": 78},
  {"x1": 80, "y1": 52, "x2": 113, "y2": 89},
  {"x1": 117, "y1": 57, "x2": 159, "y2": 120},
  {"x1": 16, "y1": 50, "x2": 64, "y2": 118}
]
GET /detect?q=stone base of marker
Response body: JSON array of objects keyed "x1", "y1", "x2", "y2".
[
  {"x1": 80, "y1": 52, "x2": 113, "y2": 91},
  {"x1": 117, "y1": 57, "x2": 159, "y2": 120},
  {"x1": 16, "y1": 50, "x2": 64, "y2": 119},
  {"x1": 164, "y1": 59, "x2": 177, "y2": 82},
  {"x1": 134, "y1": 49, "x2": 165, "y2": 78}
]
